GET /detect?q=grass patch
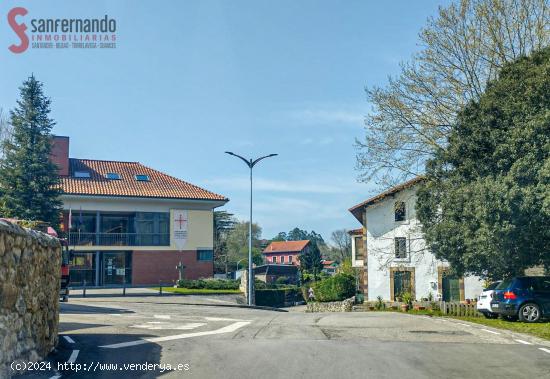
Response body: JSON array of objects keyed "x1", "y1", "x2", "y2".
[
  {"x1": 446, "y1": 316, "x2": 550, "y2": 341},
  {"x1": 154, "y1": 287, "x2": 242, "y2": 295}
]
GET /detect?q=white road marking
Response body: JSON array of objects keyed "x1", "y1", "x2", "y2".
[
  {"x1": 515, "y1": 339, "x2": 532, "y2": 345},
  {"x1": 49, "y1": 375, "x2": 62, "y2": 379},
  {"x1": 130, "y1": 322, "x2": 206, "y2": 330},
  {"x1": 202, "y1": 297, "x2": 233, "y2": 304},
  {"x1": 101, "y1": 321, "x2": 251, "y2": 349},
  {"x1": 63, "y1": 335, "x2": 75, "y2": 344},
  {"x1": 205, "y1": 317, "x2": 250, "y2": 322},
  {"x1": 456, "y1": 323, "x2": 471, "y2": 327},
  {"x1": 480, "y1": 329, "x2": 501, "y2": 335},
  {"x1": 154, "y1": 315, "x2": 171, "y2": 319},
  {"x1": 68, "y1": 350, "x2": 79, "y2": 363},
  {"x1": 539, "y1": 348, "x2": 550, "y2": 354}
]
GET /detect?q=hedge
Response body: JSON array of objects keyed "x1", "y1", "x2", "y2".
[
  {"x1": 177, "y1": 278, "x2": 240, "y2": 290},
  {"x1": 307, "y1": 273, "x2": 355, "y2": 302},
  {"x1": 255, "y1": 288, "x2": 303, "y2": 308}
]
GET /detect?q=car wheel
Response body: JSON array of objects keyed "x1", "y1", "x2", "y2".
[
  {"x1": 518, "y1": 303, "x2": 541, "y2": 323},
  {"x1": 483, "y1": 312, "x2": 499, "y2": 319}
]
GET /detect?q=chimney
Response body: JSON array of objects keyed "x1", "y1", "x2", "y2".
[{"x1": 50, "y1": 136, "x2": 70, "y2": 176}]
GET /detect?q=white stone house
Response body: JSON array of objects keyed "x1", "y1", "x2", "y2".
[{"x1": 349, "y1": 178, "x2": 483, "y2": 302}]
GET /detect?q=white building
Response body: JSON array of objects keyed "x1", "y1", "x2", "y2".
[{"x1": 349, "y1": 178, "x2": 483, "y2": 302}]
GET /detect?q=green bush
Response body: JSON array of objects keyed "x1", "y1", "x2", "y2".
[
  {"x1": 310, "y1": 273, "x2": 355, "y2": 302},
  {"x1": 177, "y1": 279, "x2": 240, "y2": 290},
  {"x1": 255, "y1": 288, "x2": 303, "y2": 307}
]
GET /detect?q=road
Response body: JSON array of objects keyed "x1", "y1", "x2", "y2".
[{"x1": 18, "y1": 292, "x2": 550, "y2": 379}]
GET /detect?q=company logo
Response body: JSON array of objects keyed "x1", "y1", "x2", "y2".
[
  {"x1": 8, "y1": 7, "x2": 28, "y2": 53},
  {"x1": 7, "y1": 7, "x2": 117, "y2": 54}
]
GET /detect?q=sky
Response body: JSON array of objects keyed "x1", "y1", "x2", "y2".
[{"x1": 0, "y1": 0, "x2": 447, "y2": 242}]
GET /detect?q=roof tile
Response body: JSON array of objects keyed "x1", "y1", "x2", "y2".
[{"x1": 60, "y1": 159, "x2": 227, "y2": 201}]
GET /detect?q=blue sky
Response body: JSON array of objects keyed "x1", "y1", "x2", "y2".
[{"x1": 0, "y1": 0, "x2": 446, "y2": 241}]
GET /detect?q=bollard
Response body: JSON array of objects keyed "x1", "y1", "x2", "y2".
[
  {"x1": 159, "y1": 281, "x2": 162, "y2": 296},
  {"x1": 123, "y1": 283, "x2": 126, "y2": 296},
  {"x1": 83, "y1": 280, "x2": 87, "y2": 298}
]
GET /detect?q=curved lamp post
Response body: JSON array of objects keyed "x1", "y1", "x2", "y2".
[{"x1": 225, "y1": 151, "x2": 277, "y2": 305}]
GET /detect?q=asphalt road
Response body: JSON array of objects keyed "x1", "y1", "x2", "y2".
[{"x1": 17, "y1": 293, "x2": 550, "y2": 379}]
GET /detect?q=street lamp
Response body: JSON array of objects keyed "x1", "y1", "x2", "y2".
[{"x1": 225, "y1": 151, "x2": 278, "y2": 306}]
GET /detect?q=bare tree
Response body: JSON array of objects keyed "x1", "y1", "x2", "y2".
[
  {"x1": 0, "y1": 108, "x2": 12, "y2": 158},
  {"x1": 356, "y1": 0, "x2": 550, "y2": 187},
  {"x1": 330, "y1": 229, "x2": 351, "y2": 261}
]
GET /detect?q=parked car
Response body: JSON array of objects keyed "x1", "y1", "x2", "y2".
[
  {"x1": 490, "y1": 276, "x2": 550, "y2": 322},
  {"x1": 476, "y1": 281, "x2": 501, "y2": 318}
]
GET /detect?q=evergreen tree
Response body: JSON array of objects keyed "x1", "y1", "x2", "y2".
[
  {"x1": 0, "y1": 75, "x2": 62, "y2": 227},
  {"x1": 416, "y1": 47, "x2": 550, "y2": 278},
  {"x1": 299, "y1": 243, "x2": 323, "y2": 280}
]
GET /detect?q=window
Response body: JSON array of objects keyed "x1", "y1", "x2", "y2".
[
  {"x1": 394, "y1": 237, "x2": 407, "y2": 259},
  {"x1": 197, "y1": 249, "x2": 213, "y2": 261},
  {"x1": 74, "y1": 171, "x2": 91, "y2": 178},
  {"x1": 288, "y1": 255, "x2": 293, "y2": 263},
  {"x1": 354, "y1": 236, "x2": 364, "y2": 260},
  {"x1": 106, "y1": 172, "x2": 121, "y2": 180},
  {"x1": 394, "y1": 201, "x2": 406, "y2": 222},
  {"x1": 281, "y1": 256, "x2": 285, "y2": 263},
  {"x1": 272, "y1": 256, "x2": 277, "y2": 263},
  {"x1": 135, "y1": 174, "x2": 150, "y2": 181}
]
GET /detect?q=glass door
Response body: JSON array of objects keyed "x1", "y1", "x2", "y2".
[{"x1": 102, "y1": 252, "x2": 131, "y2": 285}]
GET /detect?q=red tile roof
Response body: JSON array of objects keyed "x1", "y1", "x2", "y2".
[
  {"x1": 263, "y1": 240, "x2": 310, "y2": 254},
  {"x1": 349, "y1": 177, "x2": 424, "y2": 222},
  {"x1": 60, "y1": 158, "x2": 227, "y2": 201}
]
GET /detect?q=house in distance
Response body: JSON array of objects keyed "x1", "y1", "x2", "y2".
[{"x1": 262, "y1": 240, "x2": 310, "y2": 265}]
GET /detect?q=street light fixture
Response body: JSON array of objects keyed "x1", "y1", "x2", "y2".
[{"x1": 225, "y1": 151, "x2": 278, "y2": 306}]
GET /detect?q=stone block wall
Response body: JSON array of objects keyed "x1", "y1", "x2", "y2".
[
  {"x1": 306, "y1": 297, "x2": 355, "y2": 312},
  {"x1": 0, "y1": 220, "x2": 61, "y2": 378}
]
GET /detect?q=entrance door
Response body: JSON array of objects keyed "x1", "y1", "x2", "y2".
[
  {"x1": 103, "y1": 252, "x2": 131, "y2": 285},
  {"x1": 442, "y1": 274, "x2": 461, "y2": 302},
  {"x1": 393, "y1": 271, "x2": 412, "y2": 300}
]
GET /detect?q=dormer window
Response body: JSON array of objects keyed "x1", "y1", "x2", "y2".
[
  {"x1": 394, "y1": 201, "x2": 406, "y2": 222},
  {"x1": 74, "y1": 171, "x2": 91, "y2": 178},
  {"x1": 106, "y1": 172, "x2": 121, "y2": 180},
  {"x1": 135, "y1": 174, "x2": 150, "y2": 181}
]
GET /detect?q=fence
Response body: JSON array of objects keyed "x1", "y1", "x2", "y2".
[{"x1": 440, "y1": 301, "x2": 480, "y2": 317}]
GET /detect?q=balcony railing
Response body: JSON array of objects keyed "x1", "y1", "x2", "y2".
[{"x1": 68, "y1": 232, "x2": 170, "y2": 247}]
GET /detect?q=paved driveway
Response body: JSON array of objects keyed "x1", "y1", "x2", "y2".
[{"x1": 18, "y1": 294, "x2": 550, "y2": 379}]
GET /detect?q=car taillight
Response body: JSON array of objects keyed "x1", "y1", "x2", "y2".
[
  {"x1": 61, "y1": 265, "x2": 69, "y2": 276},
  {"x1": 504, "y1": 291, "x2": 516, "y2": 300}
]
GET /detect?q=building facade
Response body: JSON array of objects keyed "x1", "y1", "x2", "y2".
[
  {"x1": 349, "y1": 178, "x2": 484, "y2": 302},
  {"x1": 262, "y1": 240, "x2": 310, "y2": 265},
  {"x1": 53, "y1": 136, "x2": 228, "y2": 286}
]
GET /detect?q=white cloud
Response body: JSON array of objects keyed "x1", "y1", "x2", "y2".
[
  {"x1": 286, "y1": 108, "x2": 365, "y2": 126},
  {"x1": 204, "y1": 176, "x2": 355, "y2": 194}
]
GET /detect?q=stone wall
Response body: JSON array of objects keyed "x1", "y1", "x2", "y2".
[
  {"x1": 306, "y1": 297, "x2": 355, "y2": 312},
  {"x1": 0, "y1": 220, "x2": 61, "y2": 378}
]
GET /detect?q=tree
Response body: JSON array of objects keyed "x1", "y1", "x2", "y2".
[
  {"x1": 0, "y1": 75, "x2": 62, "y2": 227},
  {"x1": 330, "y1": 229, "x2": 351, "y2": 261},
  {"x1": 213, "y1": 211, "x2": 237, "y2": 273},
  {"x1": 299, "y1": 242, "x2": 323, "y2": 280},
  {"x1": 0, "y1": 108, "x2": 12, "y2": 158},
  {"x1": 226, "y1": 221, "x2": 263, "y2": 269},
  {"x1": 416, "y1": 47, "x2": 550, "y2": 279},
  {"x1": 273, "y1": 227, "x2": 326, "y2": 247},
  {"x1": 356, "y1": 0, "x2": 550, "y2": 187}
]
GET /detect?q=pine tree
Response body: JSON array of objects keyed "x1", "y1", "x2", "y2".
[{"x1": 0, "y1": 75, "x2": 62, "y2": 227}]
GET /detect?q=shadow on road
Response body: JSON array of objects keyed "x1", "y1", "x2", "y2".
[
  {"x1": 58, "y1": 333, "x2": 177, "y2": 379},
  {"x1": 61, "y1": 303, "x2": 134, "y2": 315}
]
